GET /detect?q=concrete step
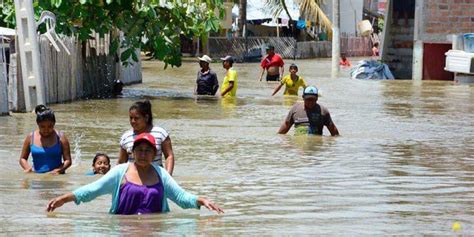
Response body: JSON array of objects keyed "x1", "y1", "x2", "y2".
[
  {"x1": 391, "y1": 34, "x2": 415, "y2": 42},
  {"x1": 384, "y1": 54, "x2": 413, "y2": 63},
  {"x1": 384, "y1": 54, "x2": 413, "y2": 61},
  {"x1": 384, "y1": 38, "x2": 415, "y2": 49},
  {"x1": 386, "y1": 61, "x2": 413, "y2": 68},
  {"x1": 384, "y1": 59, "x2": 413, "y2": 66},
  {"x1": 384, "y1": 59, "x2": 413, "y2": 68},
  {"x1": 386, "y1": 48, "x2": 414, "y2": 56},
  {"x1": 390, "y1": 26, "x2": 414, "y2": 35},
  {"x1": 391, "y1": 67, "x2": 412, "y2": 74},
  {"x1": 391, "y1": 40, "x2": 414, "y2": 49},
  {"x1": 392, "y1": 70, "x2": 413, "y2": 79},
  {"x1": 391, "y1": 18, "x2": 415, "y2": 26},
  {"x1": 389, "y1": 64, "x2": 413, "y2": 77},
  {"x1": 386, "y1": 61, "x2": 413, "y2": 72}
]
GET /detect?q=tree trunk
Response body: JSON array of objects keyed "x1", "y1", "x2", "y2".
[{"x1": 238, "y1": 0, "x2": 247, "y2": 37}]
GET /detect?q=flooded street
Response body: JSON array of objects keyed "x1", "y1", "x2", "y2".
[{"x1": 1, "y1": 58, "x2": 473, "y2": 235}]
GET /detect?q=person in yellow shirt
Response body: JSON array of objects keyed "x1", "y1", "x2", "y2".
[
  {"x1": 272, "y1": 63, "x2": 306, "y2": 96},
  {"x1": 220, "y1": 55, "x2": 238, "y2": 97}
]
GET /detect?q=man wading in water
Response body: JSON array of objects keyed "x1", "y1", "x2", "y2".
[
  {"x1": 195, "y1": 55, "x2": 218, "y2": 96},
  {"x1": 259, "y1": 45, "x2": 284, "y2": 82},
  {"x1": 278, "y1": 86, "x2": 340, "y2": 136}
]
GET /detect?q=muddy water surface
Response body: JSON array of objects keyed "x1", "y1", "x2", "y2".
[{"x1": 0, "y1": 58, "x2": 473, "y2": 235}]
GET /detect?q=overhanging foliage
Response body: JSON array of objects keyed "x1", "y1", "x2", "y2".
[{"x1": 0, "y1": 0, "x2": 224, "y2": 68}]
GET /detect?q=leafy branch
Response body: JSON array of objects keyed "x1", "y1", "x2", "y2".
[{"x1": 1, "y1": 0, "x2": 225, "y2": 68}]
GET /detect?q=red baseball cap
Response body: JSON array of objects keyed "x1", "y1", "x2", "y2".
[{"x1": 133, "y1": 133, "x2": 157, "y2": 150}]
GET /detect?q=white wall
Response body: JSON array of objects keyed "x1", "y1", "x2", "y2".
[
  {"x1": 322, "y1": 0, "x2": 364, "y2": 36},
  {"x1": 341, "y1": 0, "x2": 364, "y2": 36}
]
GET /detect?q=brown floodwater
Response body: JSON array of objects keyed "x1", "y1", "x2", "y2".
[{"x1": 0, "y1": 58, "x2": 473, "y2": 235}]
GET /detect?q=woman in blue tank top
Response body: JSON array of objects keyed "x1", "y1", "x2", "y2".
[{"x1": 19, "y1": 105, "x2": 72, "y2": 174}]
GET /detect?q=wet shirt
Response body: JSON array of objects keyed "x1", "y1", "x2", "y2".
[
  {"x1": 286, "y1": 102, "x2": 333, "y2": 135},
  {"x1": 30, "y1": 131, "x2": 63, "y2": 173},
  {"x1": 196, "y1": 69, "x2": 218, "y2": 95},
  {"x1": 261, "y1": 54, "x2": 284, "y2": 69},
  {"x1": 280, "y1": 75, "x2": 306, "y2": 96},
  {"x1": 116, "y1": 176, "x2": 164, "y2": 215},
  {"x1": 120, "y1": 126, "x2": 168, "y2": 166},
  {"x1": 339, "y1": 58, "x2": 351, "y2": 67},
  {"x1": 221, "y1": 68, "x2": 238, "y2": 97}
]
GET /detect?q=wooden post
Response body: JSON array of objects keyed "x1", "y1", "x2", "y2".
[
  {"x1": 331, "y1": 0, "x2": 341, "y2": 78},
  {"x1": 0, "y1": 43, "x2": 8, "y2": 115},
  {"x1": 196, "y1": 37, "x2": 200, "y2": 56},
  {"x1": 14, "y1": 0, "x2": 45, "y2": 111},
  {"x1": 276, "y1": 18, "x2": 280, "y2": 37},
  {"x1": 205, "y1": 32, "x2": 210, "y2": 55}
]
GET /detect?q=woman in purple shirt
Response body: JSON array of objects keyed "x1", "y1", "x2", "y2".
[{"x1": 47, "y1": 133, "x2": 223, "y2": 215}]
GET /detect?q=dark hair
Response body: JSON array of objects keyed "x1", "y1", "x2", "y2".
[
  {"x1": 222, "y1": 56, "x2": 234, "y2": 65},
  {"x1": 289, "y1": 63, "x2": 298, "y2": 70},
  {"x1": 35, "y1": 104, "x2": 56, "y2": 123},
  {"x1": 373, "y1": 42, "x2": 379, "y2": 47},
  {"x1": 92, "y1": 153, "x2": 110, "y2": 165},
  {"x1": 129, "y1": 100, "x2": 153, "y2": 126}
]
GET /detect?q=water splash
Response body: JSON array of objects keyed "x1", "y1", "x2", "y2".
[{"x1": 71, "y1": 132, "x2": 84, "y2": 168}]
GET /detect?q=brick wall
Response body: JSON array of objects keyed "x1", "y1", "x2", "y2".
[{"x1": 424, "y1": 0, "x2": 474, "y2": 34}]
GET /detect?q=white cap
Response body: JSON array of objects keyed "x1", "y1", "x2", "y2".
[
  {"x1": 303, "y1": 86, "x2": 318, "y2": 98},
  {"x1": 220, "y1": 55, "x2": 234, "y2": 63},
  {"x1": 197, "y1": 55, "x2": 212, "y2": 63}
]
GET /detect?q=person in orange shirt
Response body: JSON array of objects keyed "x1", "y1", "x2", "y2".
[
  {"x1": 339, "y1": 53, "x2": 352, "y2": 67},
  {"x1": 372, "y1": 42, "x2": 380, "y2": 57}
]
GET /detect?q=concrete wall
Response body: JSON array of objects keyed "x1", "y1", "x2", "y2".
[
  {"x1": 419, "y1": 0, "x2": 474, "y2": 43},
  {"x1": 412, "y1": 0, "x2": 474, "y2": 80},
  {"x1": 323, "y1": 0, "x2": 364, "y2": 36},
  {"x1": 341, "y1": 0, "x2": 364, "y2": 36}
]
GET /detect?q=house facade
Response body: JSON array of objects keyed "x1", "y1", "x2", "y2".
[{"x1": 382, "y1": 0, "x2": 474, "y2": 80}]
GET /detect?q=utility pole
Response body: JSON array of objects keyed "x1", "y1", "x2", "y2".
[
  {"x1": 331, "y1": 0, "x2": 340, "y2": 78},
  {"x1": 14, "y1": 0, "x2": 44, "y2": 111},
  {"x1": 238, "y1": 0, "x2": 247, "y2": 37}
]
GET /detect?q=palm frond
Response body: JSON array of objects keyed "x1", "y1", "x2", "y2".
[
  {"x1": 264, "y1": 0, "x2": 293, "y2": 21},
  {"x1": 264, "y1": 0, "x2": 333, "y2": 39},
  {"x1": 296, "y1": 0, "x2": 333, "y2": 36}
]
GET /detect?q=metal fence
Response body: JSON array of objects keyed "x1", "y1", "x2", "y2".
[
  {"x1": 208, "y1": 37, "x2": 297, "y2": 61},
  {"x1": 207, "y1": 36, "x2": 373, "y2": 60}
]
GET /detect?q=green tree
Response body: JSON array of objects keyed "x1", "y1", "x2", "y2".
[{"x1": 0, "y1": 0, "x2": 224, "y2": 68}]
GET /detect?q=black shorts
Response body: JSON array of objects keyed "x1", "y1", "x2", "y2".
[{"x1": 266, "y1": 74, "x2": 280, "y2": 81}]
